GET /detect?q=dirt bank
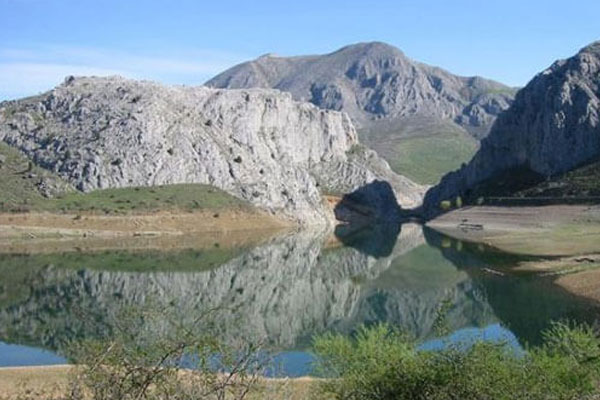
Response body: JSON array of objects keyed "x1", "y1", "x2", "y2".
[
  {"x1": 0, "y1": 365, "x2": 316, "y2": 400},
  {"x1": 0, "y1": 210, "x2": 292, "y2": 254},
  {"x1": 426, "y1": 205, "x2": 600, "y2": 256},
  {"x1": 427, "y1": 205, "x2": 600, "y2": 305}
]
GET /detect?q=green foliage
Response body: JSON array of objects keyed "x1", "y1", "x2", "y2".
[
  {"x1": 516, "y1": 160, "x2": 600, "y2": 198},
  {"x1": 313, "y1": 325, "x2": 423, "y2": 399},
  {"x1": 455, "y1": 196, "x2": 463, "y2": 208},
  {"x1": 370, "y1": 129, "x2": 478, "y2": 185},
  {"x1": 41, "y1": 184, "x2": 251, "y2": 214},
  {"x1": 312, "y1": 322, "x2": 600, "y2": 400},
  {"x1": 439, "y1": 200, "x2": 452, "y2": 211}
]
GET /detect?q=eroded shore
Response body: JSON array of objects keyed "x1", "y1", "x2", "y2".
[
  {"x1": 427, "y1": 205, "x2": 600, "y2": 303},
  {"x1": 0, "y1": 210, "x2": 293, "y2": 254},
  {"x1": 426, "y1": 205, "x2": 600, "y2": 256}
]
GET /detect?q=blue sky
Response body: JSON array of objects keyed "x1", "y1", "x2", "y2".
[{"x1": 1, "y1": 0, "x2": 599, "y2": 100}]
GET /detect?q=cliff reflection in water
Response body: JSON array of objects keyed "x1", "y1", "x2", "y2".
[
  {"x1": 0, "y1": 223, "x2": 598, "y2": 361},
  {"x1": 423, "y1": 228, "x2": 600, "y2": 346}
]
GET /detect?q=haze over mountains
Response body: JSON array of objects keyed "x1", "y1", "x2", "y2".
[
  {"x1": 424, "y1": 41, "x2": 600, "y2": 215},
  {"x1": 207, "y1": 42, "x2": 518, "y2": 183}
]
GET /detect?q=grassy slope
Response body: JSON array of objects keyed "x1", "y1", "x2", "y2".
[
  {"x1": 0, "y1": 142, "x2": 73, "y2": 210},
  {"x1": 32, "y1": 184, "x2": 252, "y2": 215},
  {"x1": 359, "y1": 122, "x2": 478, "y2": 185},
  {"x1": 0, "y1": 142, "x2": 252, "y2": 214},
  {"x1": 385, "y1": 131, "x2": 478, "y2": 185}
]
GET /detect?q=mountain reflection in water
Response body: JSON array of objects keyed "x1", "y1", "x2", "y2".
[{"x1": 0, "y1": 222, "x2": 598, "y2": 374}]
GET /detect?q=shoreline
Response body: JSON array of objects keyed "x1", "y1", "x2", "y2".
[
  {"x1": 426, "y1": 205, "x2": 600, "y2": 257},
  {"x1": 0, "y1": 364, "x2": 317, "y2": 399},
  {"x1": 427, "y1": 205, "x2": 600, "y2": 304},
  {"x1": 0, "y1": 209, "x2": 294, "y2": 254}
]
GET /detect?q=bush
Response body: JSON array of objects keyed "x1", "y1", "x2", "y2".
[
  {"x1": 439, "y1": 200, "x2": 452, "y2": 211},
  {"x1": 455, "y1": 196, "x2": 463, "y2": 208},
  {"x1": 312, "y1": 322, "x2": 600, "y2": 400},
  {"x1": 65, "y1": 305, "x2": 273, "y2": 400}
]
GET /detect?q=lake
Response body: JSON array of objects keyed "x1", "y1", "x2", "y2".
[{"x1": 1, "y1": 223, "x2": 598, "y2": 376}]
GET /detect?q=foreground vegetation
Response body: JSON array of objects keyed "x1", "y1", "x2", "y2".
[
  {"x1": 6, "y1": 320, "x2": 600, "y2": 400},
  {"x1": 313, "y1": 323, "x2": 600, "y2": 400},
  {"x1": 5, "y1": 305, "x2": 313, "y2": 400}
]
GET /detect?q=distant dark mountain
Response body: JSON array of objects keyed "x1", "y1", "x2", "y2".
[
  {"x1": 423, "y1": 41, "x2": 600, "y2": 215},
  {"x1": 206, "y1": 42, "x2": 517, "y2": 183}
]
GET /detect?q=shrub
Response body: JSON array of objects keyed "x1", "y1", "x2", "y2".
[
  {"x1": 65, "y1": 305, "x2": 273, "y2": 400},
  {"x1": 439, "y1": 200, "x2": 452, "y2": 211},
  {"x1": 455, "y1": 196, "x2": 463, "y2": 208},
  {"x1": 312, "y1": 322, "x2": 600, "y2": 400}
]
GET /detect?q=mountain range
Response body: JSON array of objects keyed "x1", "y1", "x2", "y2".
[
  {"x1": 1, "y1": 40, "x2": 598, "y2": 224},
  {"x1": 207, "y1": 42, "x2": 518, "y2": 183}
]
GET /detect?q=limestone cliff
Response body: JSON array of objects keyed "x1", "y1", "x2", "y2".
[{"x1": 0, "y1": 76, "x2": 424, "y2": 224}]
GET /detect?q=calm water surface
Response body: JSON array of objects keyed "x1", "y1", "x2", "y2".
[{"x1": 0, "y1": 223, "x2": 598, "y2": 376}]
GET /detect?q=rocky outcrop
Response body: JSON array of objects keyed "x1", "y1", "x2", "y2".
[
  {"x1": 0, "y1": 76, "x2": 424, "y2": 224},
  {"x1": 423, "y1": 41, "x2": 600, "y2": 216},
  {"x1": 206, "y1": 42, "x2": 515, "y2": 139}
]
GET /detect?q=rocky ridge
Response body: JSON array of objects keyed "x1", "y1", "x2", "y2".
[
  {"x1": 206, "y1": 42, "x2": 516, "y2": 139},
  {"x1": 0, "y1": 76, "x2": 424, "y2": 224},
  {"x1": 423, "y1": 41, "x2": 600, "y2": 215}
]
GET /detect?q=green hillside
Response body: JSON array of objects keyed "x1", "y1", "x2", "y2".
[
  {"x1": 360, "y1": 121, "x2": 478, "y2": 185},
  {"x1": 0, "y1": 142, "x2": 251, "y2": 214},
  {"x1": 0, "y1": 141, "x2": 73, "y2": 210}
]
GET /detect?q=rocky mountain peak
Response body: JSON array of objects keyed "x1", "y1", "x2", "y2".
[
  {"x1": 206, "y1": 42, "x2": 516, "y2": 139},
  {"x1": 334, "y1": 41, "x2": 407, "y2": 60},
  {"x1": 579, "y1": 40, "x2": 600, "y2": 56}
]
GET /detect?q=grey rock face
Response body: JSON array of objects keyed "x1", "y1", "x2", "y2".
[
  {"x1": 206, "y1": 42, "x2": 515, "y2": 139},
  {"x1": 423, "y1": 41, "x2": 600, "y2": 215},
  {"x1": 0, "y1": 76, "x2": 424, "y2": 224}
]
